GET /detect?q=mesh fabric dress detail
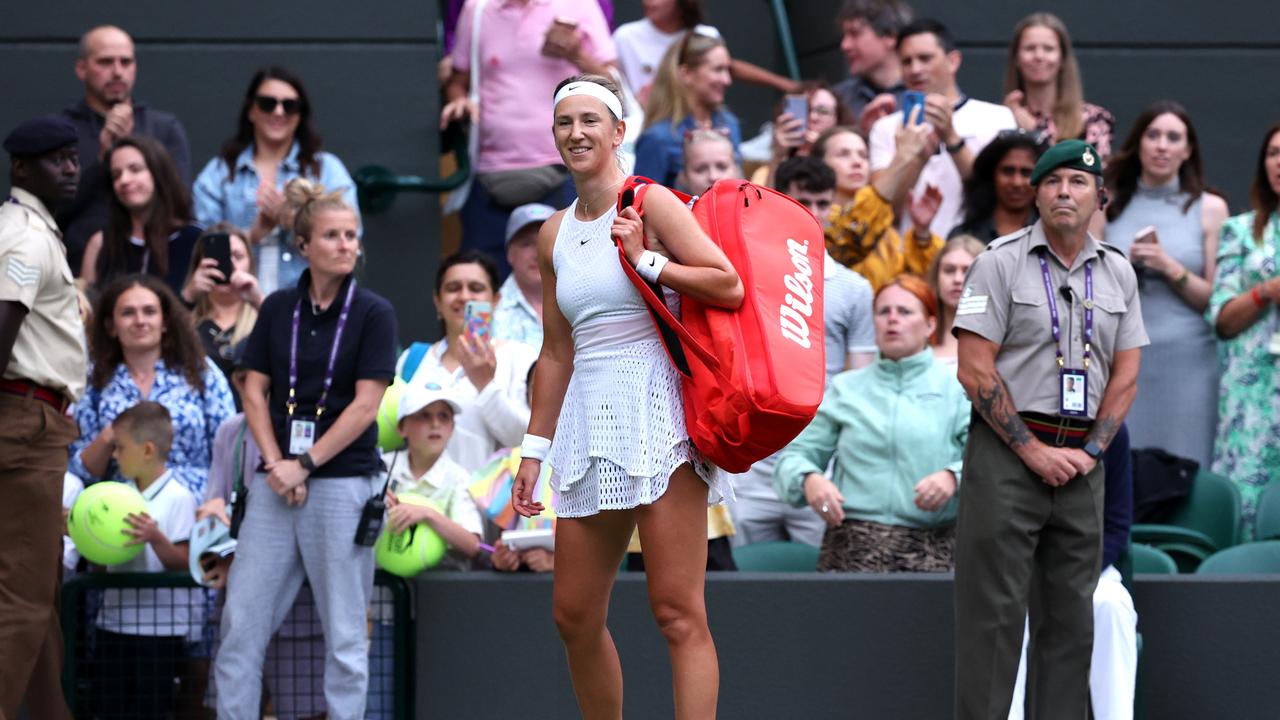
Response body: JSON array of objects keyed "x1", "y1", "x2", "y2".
[{"x1": 547, "y1": 200, "x2": 728, "y2": 518}]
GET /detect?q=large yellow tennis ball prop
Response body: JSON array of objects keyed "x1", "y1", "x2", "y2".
[
  {"x1": 377, "y1": 378, "x2": 407, "y2": 452},
  {"x1": 68, "y1": 481, "x2": 148, "y2": 565},
  {"x1": 375, "y1": 493, "x2": 447, "y2": 577}
]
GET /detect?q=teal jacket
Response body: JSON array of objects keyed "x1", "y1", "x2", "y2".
[{"x1": 773, "y1": 348, "x2": 970, "y2": 529}]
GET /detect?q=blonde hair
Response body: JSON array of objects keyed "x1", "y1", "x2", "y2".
[
  {"x1": 1003, "y1": 13, "x2": 1084, "y2": 142},
  {"x1": 643, "y1": 31, "x2": 727, "y2": 132},
  {"x1": 928, "y1": 235, "x2": 985, "y2": 344},
  {"x1": 189, "y1": 223, "x2": 260, "y2": 347},
  {"x1": 283, "y1": 178, "x2": 354, "y2": 244}
]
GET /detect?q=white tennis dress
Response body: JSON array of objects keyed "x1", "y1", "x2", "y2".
[{"x1": 547, "y1": 200, "x2": 730, "y2": 518}]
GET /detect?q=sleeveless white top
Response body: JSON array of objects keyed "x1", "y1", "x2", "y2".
[{"x1": 546, "y1": 200, "x2": 728, "y2": 517}]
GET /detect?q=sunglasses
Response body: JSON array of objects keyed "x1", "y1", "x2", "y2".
[{"x1": 254, "y1": 95, "x2": 302, "y2": 115}]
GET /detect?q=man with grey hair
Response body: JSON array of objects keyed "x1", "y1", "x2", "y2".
[
  {"x1": 59, "y1": 25, "x2": 190, "y2": 275},
  {"x1": 831, "y1": 0, "x2": 913, "y2": 128}
]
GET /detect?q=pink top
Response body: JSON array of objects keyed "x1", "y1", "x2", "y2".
[{"x1": 452, "y1": 0, "x2": 616, "y2": 173}]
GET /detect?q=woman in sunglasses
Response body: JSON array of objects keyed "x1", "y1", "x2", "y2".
[
  {"x1": 193, "y1": 65, "x2": 359, "y2": 295},
  {"x1": 951, "y1": 129, "x2": 1047, "y2": 243}
]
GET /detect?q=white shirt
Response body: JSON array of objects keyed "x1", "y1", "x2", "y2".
[
  {"x1": 62, "y1": 473, "x2": 84, "y2": 575},
  {"x1": 382, "y1": 451, "x2": 484, "y2": 575},
  {"x1": 612, "y1": 19, "x2": 720, "y2": 98},
  {"x1": 395, "y1": 339, "x2": 538, "y2": 473},
  {"x1": 869, "y1": 96, "x2": 1016, "y2": 236},
  {"x1": 97, "y1": 471, "x2": 199, "y2": 637}
]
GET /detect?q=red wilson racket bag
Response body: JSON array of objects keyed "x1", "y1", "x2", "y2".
[{"x1": 614, "y1": 176, "x2": 825, "y2": 473}]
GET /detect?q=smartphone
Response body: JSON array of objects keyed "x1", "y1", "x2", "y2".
[
  {"x1": 464, "y1": 301, "x2": 493, "y2": 340},
  {"x1": 901, "y1": 91, "x2": 926, "y2": 126},
  {"x1": 1133, "y1": 226, "x2": 1158, "y2": 244},
  {"x1": 784, "y1": 94, "x2": 809, "y2": 133},
  {"x1": 201, "y1": 232, "x2": 234, "y2": 285}
]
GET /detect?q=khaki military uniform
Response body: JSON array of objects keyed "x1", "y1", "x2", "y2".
[
  {"x1": 0, "y1": 187, "x2": 86, "y2": 719},
  {"x1": 951, "y1": 222, "x2": 1148, "y2": 720}
]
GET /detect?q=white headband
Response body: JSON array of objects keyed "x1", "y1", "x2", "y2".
[{"x1": 553, "y1": 81, "x2": 623, "y2": 120}]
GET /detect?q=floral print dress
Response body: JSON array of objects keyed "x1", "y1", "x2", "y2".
[{"x1": 1207, "y1": 211, "x2": 1280, "y2": 539}]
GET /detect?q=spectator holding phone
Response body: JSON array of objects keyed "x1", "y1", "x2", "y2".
[
  {"x1": 952, "y1": 129, "x2": 1048, "y2": 242},
  {"x1": 80, "y1": 135, "x2": 202, "y2": 296},
  {"x1": 867, "y1": 19, "x2": 1017, "y2": 236},
  {"x1": 818, "y1": 124, "x2": 945, "y2": 292},
  {"x1": 634, "y1": 30, "x2": 741, "y2": 187},
  {"x1": 750, "y1": 83, "x2": 852, "y2": 188},
  {"x1": 1103, "y1": 102, "x2": 1228, "y2": 469},
  {"x1": 1208, "y1": 124, "x2": 1280, "y2": 538},
  {"x1": 193, "y1": 66, "x2": 359, "y2": 295},
  {"x1": 183, "y1": 224, "x2": 264, "y2": 400},
  {"x1": 396, "y1": 251, "x2": 537, "y2": 473},
  {"x1": 69, "y1": 274, "x2": 235, "y2": 499},
  {"x1": 1002, "y1": 13, "x2": 1114, "y2": 158},
  {"x1": 213, "y1": 178, "x2": 396, "y2": 718}
]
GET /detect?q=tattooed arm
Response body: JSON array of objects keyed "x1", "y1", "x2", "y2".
[
  {"x1": 1085, "y1": 348, "x2": 1140, "y2": 450},
  {"x1": 957, "y1": 330, "x2": 1078, "y2": 486}
]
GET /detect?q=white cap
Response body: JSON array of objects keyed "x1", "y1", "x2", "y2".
[
  {"x1": 504, "y1": 203, "x2": 556, "y2": 246},
  {"x1": 397, "y1": 380, "x2": 463, "y2": 423}
]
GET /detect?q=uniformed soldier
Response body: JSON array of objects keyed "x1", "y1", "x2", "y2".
[
  {"x1": 0, "y1": 117, "x2": 87, "y2": 720},
  {"x1": 951, "y1": 139, "x2": 1149, "y2": 720}
]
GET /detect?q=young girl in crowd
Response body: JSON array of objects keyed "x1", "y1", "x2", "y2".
[
  {"x1": 675, "y1": 128, "x2": 739, "y2": 195},
  {"x1": 514, "y1": 73, "x2": 742, "y2": 719},
  {"x1": 81, "y1": 136, "x2": 203, "y2": 296},
  {"x1": 635, "y1": 30, "x2": 741, "y2": 187},
  {"x1": 928, "y1": 235, "x2": 985, "y2": 366}
]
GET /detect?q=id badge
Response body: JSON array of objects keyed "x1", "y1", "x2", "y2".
[
  {"x1": 289, "y1": 418, "x2": 317, "y2": 455},
  {"x1": 1059, "y1": 369, "x2": 1088, "y2": 417}
]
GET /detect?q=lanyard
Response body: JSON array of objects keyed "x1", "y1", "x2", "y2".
[
  {"x1": 1037, "y1": 253, "x2": 1093, "y2": 369},
  {"x1": 287, "y1": 278, "x2": 357, "y2": 419}
]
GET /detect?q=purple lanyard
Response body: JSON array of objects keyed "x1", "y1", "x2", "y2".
[
  {"x1": 1037, "y1": 253, "x2": 1093, "y2": 369},
  {"x1": 287, "y1": 279, "x2": 357, "y2": 419}
]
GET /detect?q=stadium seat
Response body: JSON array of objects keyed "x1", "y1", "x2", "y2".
[
  {"x1": 731, "y1": 541, "x2": 819, "y2": 572},
  {"x1": 1195, "y1": 541, "x2": 1280, "y2": 575},
  {"x1": 1252, "y1": 482, "x2": 1280, "y2": 541},
  {"x1": 1129, "y1": 543, "x2": 1178, "y2": 575},
  {"x1": 1131, "y1": 470, "x2": 1240, "y2": 572}
]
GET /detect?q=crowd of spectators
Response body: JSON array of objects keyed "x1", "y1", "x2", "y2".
[{"x1": 4, "y1": 0, "x2": 1280, "y2": 717}]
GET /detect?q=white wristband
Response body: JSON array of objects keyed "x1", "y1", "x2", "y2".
[
  {"x1": 519, "y1": 434, "x2": 552, "y2": 463},
  {"x1": 635, "y1": 249, "x2": 669, "y2": 285}
]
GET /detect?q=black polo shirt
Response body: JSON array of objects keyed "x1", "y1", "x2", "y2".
[{"x1": 243, "y1": 270, "x2": 397, "y2": 478}]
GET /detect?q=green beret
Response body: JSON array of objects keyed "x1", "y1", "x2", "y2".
[{"x1": 1030, "y1": 139, "x2": 1102, "y2": 185}]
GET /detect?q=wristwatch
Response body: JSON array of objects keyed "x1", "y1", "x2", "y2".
[
  {"x1": 1082, "y1": 441, "x2": 1104, "y2": 460},
  {"x1": 297, "y1": 451, "x2": 318, "y2": 472},
  {"x1": 945, "y1": 137, "x2": 966, "y2": 154}
]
